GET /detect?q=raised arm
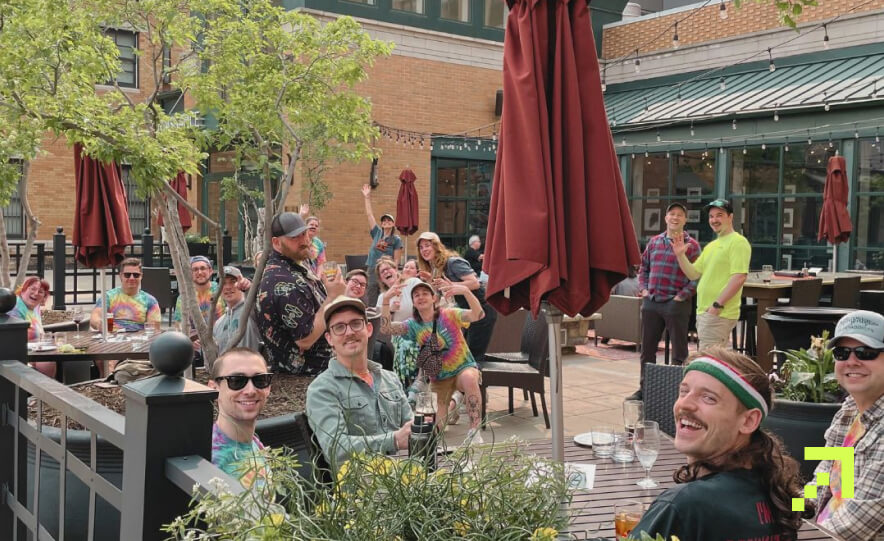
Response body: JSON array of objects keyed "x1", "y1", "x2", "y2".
[
  {"x1": 671, "y1": 233, "x2": 702, "y2": 281},
  {"x1": 362, "y1": 184, "x2": 378, "y2": 231},
  {"x1": 379, "y1": 283, "x2": 408, "y2": 335},
  {"x1": 440, "y1": 282, "x2": 485, "y2": 322}
]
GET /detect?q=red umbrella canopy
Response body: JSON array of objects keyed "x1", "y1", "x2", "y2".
[
  {"x1": 73, "y1": 143, "x2": 134, "y2": 268},
  {"x1": 484, "y1": 0, "x2": 640, "y2": 317},
  {"x1": 818, "y1": 155, "x2": 852, "y2": 245},
  {"x1": 395, "y1": 168, "x2": 419, "y2": 236},
  {"x1": 156, "y1": 171, "x2": 192, "y2": 232}
]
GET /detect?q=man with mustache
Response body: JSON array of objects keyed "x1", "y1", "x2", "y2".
[
  {"x1": 306, "y1": 295, "x2": 412, "y2": 469},
  {"x1": 671, "y1": 199, "x2": 750, "y2": 350},
  {"x1": 810, "y1": 310, "x2": 884, "y2": 541},
  {"x1": 256, "y1": 212, "x2": 345, "y2": 375},
  {"x1": 630, "y1": 347, "x2": 808, "y2": 541}
]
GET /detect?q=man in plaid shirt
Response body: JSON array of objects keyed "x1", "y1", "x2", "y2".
[
  {"x1": 628, "y1": 202, "x2": 700, "y2": 400},
  {"x1": 812, "y1": 310, "x2": 883, "y2": 541}
]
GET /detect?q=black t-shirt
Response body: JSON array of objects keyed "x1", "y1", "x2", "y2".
[
  {"x1": 630, "y1": 469, "x2": 795, "y2": 541},
  {"x1": 444, "y1": 256, "x2": 486, "y2": 308}
]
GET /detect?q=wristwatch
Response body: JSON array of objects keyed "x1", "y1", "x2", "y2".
[{"x1": 712, "y1": 301, "x2": 724, "y2": 309}]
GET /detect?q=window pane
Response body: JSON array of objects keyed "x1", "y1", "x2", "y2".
[
  {"x1": 441, "y1": 0, "x2": 469, "y2": 21},
  {"x1": 437, "y1": 201, "x2": 467, "y2": 237},
  {"x1": 781, "y1": 247, "x2": 831, "y2": 272},
  {"x1": 2, "y1": 163, "x2": 24, "y2": 239},
  {"x1": 484, "y1": 0, "x2": 507, "y2": 27},
  {"x1": 783, "y1": 142, "x2": 836, "y2": 195},
  {"x1": 729, "y1": 146, "x2": 779, "y2": 196},
  {"x1": 106, "y1": 29, "x2": 137, "y2": 88},
  {"x1": 854, "y1": 195, "x2": 884, "y2": 269},
  {"x1": 631, "y1": 153, "x2": 667, "y2": 198},
  {"x1": 122, "y1": 166, "x2": 149, "y2": 237},
  {"x1": 673, "y1": 151, "x2": 715, "y2": 199},
  {"x1": 732, "y1": 197, "x2": 778, "y2": 244},
  {"x1": 856, "y1": 139, "x2": 884, "y2": 193},
  {"x1": 436, "y1": 159, "x2": 467, "y2": 197},
  {"x1": 781, "y1": 196, "x2": 825, "y2": 248},
  {"x1": 392, "y1": 0, "x2": 424, "y2": 14}
]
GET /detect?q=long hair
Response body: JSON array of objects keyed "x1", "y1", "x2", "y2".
[
  {"x1": 17, "y1": 276, "x2": 50, "y2": 298},
  {"x1": 374, "y1": 256, "x2": 398, "y2": 293},
  {"x1": 675, "y1": 347, "x2": 813, "y2": 536},
  {"x1": 416, "y1": 235, "x2": 459, "y2": 276}
]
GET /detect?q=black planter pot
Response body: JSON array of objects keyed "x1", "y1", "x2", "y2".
[
  {"x1": 762, "y1": 314, "x2": 840, "y2": 371},
  {"x1": 762, "y1": 398, "x2": 842, "y2": 482},
  {"x1": 187, "y1": 242, "x2": 211, "y2": 257}
]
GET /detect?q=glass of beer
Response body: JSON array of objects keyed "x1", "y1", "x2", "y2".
[
  {"x1": 323, "y1": 261, "x2": 339, "y2": 281},
  {"x1": 614, "y1": 500, "x2": 644, "y2": 539},
  {"x1": 415, "y1": 391, "x2": 437, "y2": 426},
  {"x1": 106, "y1": 314, "x2": 115, "y2": 333}
]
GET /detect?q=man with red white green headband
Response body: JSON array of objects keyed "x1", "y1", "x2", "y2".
[{"x1": 630, "y1": 347, "x2": 810, "y2": 541}]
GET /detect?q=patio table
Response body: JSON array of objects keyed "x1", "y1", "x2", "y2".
[
  {"x1": 742, "y1": 272, "x2": 883, "y2": 372},
  {"x1": 27, "y1": 330, "x2": 164, "y2": 382},
  {"x1": 521, "y1": 438, "x2": 831, "y2": 539}
]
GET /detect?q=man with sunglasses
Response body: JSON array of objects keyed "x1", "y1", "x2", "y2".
[
  {"x1": 90, "y1": 257, "x2": 161, "y2": 332},
  {"x1": 344, "y1": 269, "x2": 369, "y2": 303},
  {"x1": 306, "y1": 295, "x2": 412, "y2": 469},
  {"x1": 208, "y1": 347, "x2": 273, "y2": 489},
  {"x1": 811, "y1": 310, "x2": 884, "y2": 541}
]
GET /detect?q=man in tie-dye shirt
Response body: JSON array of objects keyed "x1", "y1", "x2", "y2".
[
  {"x1": 90, "y1": 257, "x2": 162, "y2": 332},
  {"x1": 173, "y1": 255, "x2": 225, "y2": 329}
]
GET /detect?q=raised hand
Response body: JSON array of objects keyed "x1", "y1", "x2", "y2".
[
  {"x1": 361, "y1": 184, "x2": 372, "y2": 198},
  {"x1": 670, "y1": 232, "x2": 688, "y2": 257},
  {"x1": 299, "y1": 203, "x2": 309, "y2": 217}
]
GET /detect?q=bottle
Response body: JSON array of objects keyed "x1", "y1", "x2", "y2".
[
  {"x1": 801, "y1": 264, "x2": 809, "y2": 278},
  {"x1": 408, "y1": 414, "x2": 436, "y2": 471}
]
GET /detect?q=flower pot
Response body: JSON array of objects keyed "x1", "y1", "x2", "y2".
[
  {"x1": 762, "y1": 398, "x2": 842, "y2": 482},
  {"x1": 186, "y1": 241, "x2": 211, "y2": 257}
]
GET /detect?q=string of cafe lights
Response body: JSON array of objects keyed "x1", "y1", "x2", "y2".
[{"x1": 374, "y1": 120, "x2": 500, "y2": 152}]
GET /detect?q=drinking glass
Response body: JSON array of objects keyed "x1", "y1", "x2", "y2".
[
  {"x1": 415, "y1": 391, "x2": 438, "y2": 426},
  {"x1": 591, "y1": 425, "x2": 615, "y2": 458},
  {"x1": 634, "y1": 420, "x2": 660, "y2": 488},
  {"x1": 612, "y1": 432, "x2": 635, "y2": 463},
  {"x1": 323, "y1": 261, "x2": 339, "y2": 281},
  {"x1": 54, "y1": 332, "x2": 66, "y2": 347},
  {"x1": 106, "y1": 314, "x2": 115, "y2": 333},
  {"x1": 761, "y1": 264, "x2": 774, "y2": 283},
  {"x1": 72, "y1": 307, "x2": 86, "y2": 339},
  {"x1": 623, "y1": 399, "x2": 643, "y2": 433},
  {"x1": 613, "y1": 500, "x2": 644, "y2": 539}
]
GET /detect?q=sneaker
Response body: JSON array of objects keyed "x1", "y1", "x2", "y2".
[
  {"x1": 625, "y1": 389, "x2": 643, "y2": 401},
  {"x1": 464, "y1": 428, "x2": 484, "y2": 445}
]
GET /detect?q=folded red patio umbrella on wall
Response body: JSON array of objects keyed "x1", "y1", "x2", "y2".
[
  {"x1": 395, "y1": 168, "x2": 419, "y2": 236},
  {"x1": 156, "y1": 171, "x2": 192, "y2": 232},
  {"x1": 818, "y1": 155, "x2": 852, "y2": 271}
]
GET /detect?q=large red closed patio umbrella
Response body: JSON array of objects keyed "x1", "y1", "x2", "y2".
[
  {"x1": 818, "y1": 155, "x2": 852, "y2": 271},
  {"x1": 157, "y1": 171, "x2": 192, "y2": 232},
  {"x1": 396, "y1": 168, "x2": 419, "y2": 259},
  {"x1": 73, "y1": 142, "x2": 134, "y2": 338},
  {"x1": 484, "y1": 0, "x2": 640, "y2": 461}
]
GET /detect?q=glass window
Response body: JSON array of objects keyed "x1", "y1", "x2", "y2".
[
  {"x1": 122, "y1": 165, "x2": 150, "y2": 237},
  {"x1": 673, "y1": 151, "x2": 715, "y2": 199},
  {"x1": 392, "y1": 0, "x2": 425, "y2": 14},
  {"x1": 2, "y1": 161, "x2": 24, "y2": 239},
  {"x1": 105, "y1": 29, "x2": 138, "y2": 88},
  {"x1": 783, "y1": 142, "x2": 836, "y2": 195},
  {"x1": 345, "y1": 0, "x2": 376, "y2": 3},
  {"x1": 630, "y1": 153, "x2": 668, "y2": 198},
  {"x1": 854, "y1": 140, "x2": 884, "y2": 270},
  {"x1": 441, "y1": 0, "x2": 470, "y2": 22},
  {"x1": 729, "y1": 146, "x2": 779, "y2": 196},
  {"x1": 433, "y1": 158, "x2": 493, "y2": 251},
  {"x1": 484, "y1": 0, "x2": 507, "y2": 28}
]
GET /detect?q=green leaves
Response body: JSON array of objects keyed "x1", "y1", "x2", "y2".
[{"x1": 771, "y1": 331, "x2": 843, "y2": 403}]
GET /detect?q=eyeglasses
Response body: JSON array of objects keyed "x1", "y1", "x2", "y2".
[
  {"x1": 832, "y1": 346, "x2": 883, "y2": 361},
  {"x1": 348, "y1": 279, "x2": 367, "y2": 289},
  {"x1": 122, "y1": 272, "x2": 142, "y2": 279},
  {"x1": 328, "y1": 318, "x2": 366, "y2": 336},
  {"x1": 192, "y1": 266, "x2": 212, "y2": 273},
  {"x1": 214, "y1": 373, "x2": 274, "y2": 390}
]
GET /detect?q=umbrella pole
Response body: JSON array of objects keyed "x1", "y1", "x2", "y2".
[
  {"x1": 100, "y1": 268, "x2": 108, "y2": 341},
  {"x1": 831, "y1": 243, "x2": 837, "y2": 273},
  {"x1": 542, "y1": 301, "x2": 565, "y2": 463}
]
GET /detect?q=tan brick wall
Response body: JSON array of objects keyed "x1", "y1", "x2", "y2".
[{"x1": 602, "y1": 0, "x2": 884, "y2": 59}]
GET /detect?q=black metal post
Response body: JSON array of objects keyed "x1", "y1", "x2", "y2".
[
  {"x1": 52, "y1": 227, "x2": 67, "y2": 310},
  {"x1": 36, "y1": 243, "x2": 45, "y2": 277},
  {"x1": 120, "y1": 333, "x2": 217, "y2": 540},
  {"x1": 142, "y1": 228, "x2": 154, "y2": 267},
  {"x1": 222, "y1": 230, "x2": 232, "y2": 266}
]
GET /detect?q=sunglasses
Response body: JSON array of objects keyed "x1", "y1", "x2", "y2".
[
  {"x1": 329, "y1": 318, "x2": 366, "y2": 336},
  {"x1": 214, "y1": 373, "x2": 274, "y2": 390},
  {"x1": 122, "y1": 272, "x2": 142, "y2": 279},
  {"x1": 832, "y1": 346, "x2": 883, "y2": 361}
]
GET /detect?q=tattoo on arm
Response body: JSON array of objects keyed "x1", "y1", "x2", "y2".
[
  {"x1": 380, "y1": 316, "x2": 406, "y2": 336},
  {"x1": 467, "y1": 394, "x2": 481, "y2": 427}
]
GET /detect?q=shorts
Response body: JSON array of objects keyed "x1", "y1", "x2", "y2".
[{"x1": 430, "y1": 366, "x2": 481, "y2": 409}]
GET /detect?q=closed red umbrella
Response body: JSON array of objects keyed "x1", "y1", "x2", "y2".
[
  {"x1": 156, "y1": 171, "x2": 192, "y2": 232},
  {"x1": 395, "y1": 168, "x2": 419, "y2": 236},
  {"x1": 818, "y1": 155, "x2": 852, "y2": 271}
]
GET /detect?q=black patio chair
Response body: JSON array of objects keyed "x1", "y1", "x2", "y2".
[
  {"x1": 141, "y1": 266, "x2": 173, "y2": 325},
  {"x1": 641, "y1": 363, "x2": 683, "y2": 438}
]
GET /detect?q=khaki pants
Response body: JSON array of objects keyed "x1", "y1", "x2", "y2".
[{"x1": 696, "y1": 312, "x2": 738, "y2": 352}]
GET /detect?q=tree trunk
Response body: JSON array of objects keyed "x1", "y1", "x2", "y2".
[
  {"x1": 12, "y1": 161, "x2": 41, "y2": 291},
  {"x1": 0, "y1": 207, "x2": 11, "y2": 289}
]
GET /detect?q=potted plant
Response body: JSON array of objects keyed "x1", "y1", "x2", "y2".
[
  {"x1": 763, "y1": 331, "x2": 845, "y2": 481},
  {"x1": 184, "y1": 233, "x2": 213, "y2": 257}
]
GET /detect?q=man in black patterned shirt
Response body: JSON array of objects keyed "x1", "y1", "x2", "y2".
[{"x1": 256, "y1": 212, "x2": 345, "y2": 375}]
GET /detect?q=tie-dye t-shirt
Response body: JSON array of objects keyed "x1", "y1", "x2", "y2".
[
  {"x1": 173, "y1": 282, "x2": 224, "y2": 327},
  {"x1": 8, "y1": 296, "x2": 43, "y2": 340},
  {"x1": 211, "y1": 423, "x2": 268, "y2": 489},
  {"x1": 95, "y1": 288, "x2": 162, "y2": 331},
  {"x1": 401, "y1": 308, "x2": 476, "y2": 382}
]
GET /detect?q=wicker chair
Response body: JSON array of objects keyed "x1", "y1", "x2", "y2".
[{"x1": 641, "y1": 363, "x2": 683, "y2": 437}]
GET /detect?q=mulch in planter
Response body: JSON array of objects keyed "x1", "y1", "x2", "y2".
[{"x1": 27, "y1": 370, "x2": 313, "y2": 430}]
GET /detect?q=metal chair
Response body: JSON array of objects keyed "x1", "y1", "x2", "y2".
[
  {"x1": 141, "y1": 266, "x2": 173, "y2": 325},
  {"x1": 789, "y1": 278, "x2": 822, "y2": 307},
  {"x1": 344, "y1": 254, "x2": 368, "y2": 273},
  {"x1": 641, "y1": 363, "x2": 683, "y2": 438},
  {"x1": 479, "y1": 313, "x2": 550, "y2": 429},
  {"x1": 484, "y1": 309, "x2": 531, "y2": 362}
]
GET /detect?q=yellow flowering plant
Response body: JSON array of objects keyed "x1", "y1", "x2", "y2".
[{"x1": 165, "y1": 439, "x2": 572, "y2": 540}]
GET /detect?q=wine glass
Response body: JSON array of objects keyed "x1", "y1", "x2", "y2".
[
  {"x1": 623, "y1": 399, "x2": 643, "y2": 433},
  {"x1": 72, "y1": 307, "x2": 86, "y2": 339},
  {"x1": 634, "y1": 420, "x2": 660, "y2": 488}
]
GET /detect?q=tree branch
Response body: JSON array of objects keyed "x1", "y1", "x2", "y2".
[{"x1": 161, "y1": 181, "x2": 220, "y2": 229}]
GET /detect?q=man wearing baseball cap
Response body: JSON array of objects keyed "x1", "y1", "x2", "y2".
[
  {"x1": 306, "y1": 295, "x2": 412, "y2": 469},
  {"x1": 627, "y1": 202, "x2": 701, "y2": 400},
  {"x1": 810, "y1": 310, "x2": 884, "y2": 540},
  {"x1": 361, "y1": 184, "x2": 403, "y2": 305},
  {"x1": 213, "y1": 266, "x2": 262, "y2": 353},
  {"x1": 257, "y1": 212, "x2": 345, "y2": 375},
  {"x1": 670, "y1": 199, "x2": 751, "y2": 350}
]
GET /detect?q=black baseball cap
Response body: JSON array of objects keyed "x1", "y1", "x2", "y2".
[
  {"x1": 666, "y1": 202, "x2": 687, "y2": 214},
  {"x1": 704, "y1": 198, "x2": 734, "y2": 214},
  {"x1": 270, "y1": 212, "x2": 309, "y2": 238}
]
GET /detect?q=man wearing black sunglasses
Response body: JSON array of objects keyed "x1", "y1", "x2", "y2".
[
  {"x1": 811, "y1": 310, "x2": 884, "y2": 541},
  {"x1": 306, "y1": 295, "x2": 412, "y2": 470},
  {"x1": 90, "y1": 257, "x2": 162, "y2": 332},
  {"x1": 208, "y1": 347, "x2": 272, "y2": 489}
]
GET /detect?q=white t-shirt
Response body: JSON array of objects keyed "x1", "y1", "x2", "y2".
[{"x1": 376, "y1": 277, "x2": 421, "y2": 322}]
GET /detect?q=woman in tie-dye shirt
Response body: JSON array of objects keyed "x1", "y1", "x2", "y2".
[
  {"x1": 381, "y1": 280, "x2": 485, "y2": 439},
  {"x1": 7, "y1": 277, "x2": 55, "y2": 377}
]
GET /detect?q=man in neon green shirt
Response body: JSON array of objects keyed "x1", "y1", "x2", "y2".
[{"x1": 671, "y1": 199, "x2": 750, "y2": 350}]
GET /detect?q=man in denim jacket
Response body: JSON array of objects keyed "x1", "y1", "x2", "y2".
[{"x1": 306, "y1": 296, "x2": 413, "y2": 469}]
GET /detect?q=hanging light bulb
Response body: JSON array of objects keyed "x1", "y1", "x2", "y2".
[
  {"x1": 634, "y1": 50, "x2": 641, "y2": 74},
  {"x1": 761, "y1": 136, "x2": 766, "y2": 150},
  {"x1": 645, "y1": 147, "x2": 649, "y2": 158},
  {"x1": 666, "y1": 151, "x2": 670, "y2": 158},
  {"x1": 703, "y1": 143, "x2": 709, "y2": 157},
  {"x1": 822, "y1": 24, "x2": 830, "y2": 49},
  {"x1": 720, "y1": 146, "x2": 725, "y2": 154},
  {"x1": 631, "y1": 153, "x2": 636, "y2": 159},
  {"x1": 719, "y1": 0, "x2": 728, "y2": 20},
  {"x1": 855, "y1": 124, "x2": 860, "y2": 139},
  {"x1": 690, "y1": 120, "x2": 695, "y2": 137},
  {"x1": 720, "y1": 77, "x2": 726, "y2": 91},
  {"x1": 742, "y1": 145, "x2": 747, "y2": 155},
  {"x1": 672, "y1": 22, "x2": 679, "y2": 49},
  {"x1": 622, "y1": 138, "x2": 627, "y2": 146},
  {"x1": 680, "y1": 149, "x2": 685, "y2": 156},
  {"x1": 784, "y1": 138, "x2": 790, "y2": 152},
  {"x1": 656, "y1": 129, "x2": 661, "y2": 142},
  {"x1": 773, "y1": 110, "x2": 779, "y2": 122},
  {"x1": 828, "y1": 132, "x2": 833, "y2": 148},
  {"x1": 732, "y1": 118, "x2": 737, "y2": 130},
  {"x1": 876, "y1": 127, "x2": 880, "y2": 144},
  {"x1": 768, "y1": 48, "x2": 776, "y2": 72},
  {"x1": 823, "y1": 92, "x2": 830, "y2": 111},
  {"x1": 601, "y1": 68, "x2": 607, "y2": 92},
  {"x1": 807, "y1": 131, "x2": 813, "y2": 145}
]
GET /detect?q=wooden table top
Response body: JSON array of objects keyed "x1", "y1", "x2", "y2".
[
  {"x1": 744, "y1": 272, "x2": 883, "y2": 290},
  {"x1": 27, "y1": 330, "x2": 163, "y2": 362},
  {"x1": 522, "y1": 439, "x2": 831, "y2": 540}
]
